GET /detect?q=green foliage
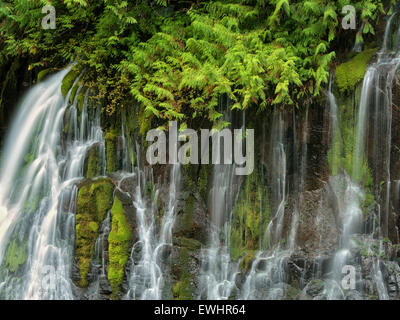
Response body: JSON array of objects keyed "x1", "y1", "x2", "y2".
[
  {"x1": 107, "y1": 195, "x2": 132, "y2": 298},
  {"x1": 0, "y1": 0, "x2": 391, "y2": 124},
  {"x1": 75, "y1": 178, "x2": 114, "y2": 287}
]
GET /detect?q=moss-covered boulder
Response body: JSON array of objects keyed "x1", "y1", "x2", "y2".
[
  {"x1": 335, "y1": 48, "x2": 377, "y2": 95},
  {"x1": 75, "y1": 178, "x2": 114, "y2": 287},
  {"x1": 107, "y1": 195, "x2": 133, "y2": 298}
]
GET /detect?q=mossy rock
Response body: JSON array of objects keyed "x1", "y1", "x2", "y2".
[
  {"x1": 76, "y1": 87, "x2": 88, "y2": 112},
  {"x1": 61, "y1": 69, "x2": 80, "y2": 98},
  {"x1": 230, "y1": 165, "x2": 270, "y2": 260},
  {"x1": 69, "y1": 83, "x2": 80, "y2": 104},
  {"x1": 171, "y1": 247, "x2": 195, "y2": 300},
  {"x1": 172, "y1": 278, "x2": 193, "y2": 300},
  {"x1": 4, "y1": 239, "x2": 27, "y2": 273},
  {"x1": 37, "y1": 68, "x2": 55, "y2": 83},
  {"x1": 107, "y1": 195, "x2": 132, "y2": 298},
  {"x1": 335, "y1": 48, "x2": 377, "y2": 95},
  {"x1": 173, "y1": 237, "x2": 202, "y2": 251},
  {"x1": 75, "y1": 178, "x2": 114, "y2": 287},
  {"x1": 105, "y1": 132, "x2": 117, "y2": 173},
  {"x1": 284, "y1": 286, "x2": 301, "y2": 300},
  {"x1": 239, "y1": 250, "x2": 256, "y2": 273},
  {"x1": 86, "y1": 145, "x2": 102, "y2": 179}
]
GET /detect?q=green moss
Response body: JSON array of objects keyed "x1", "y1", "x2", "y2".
[
  {"x1": 198, "y1": 165, "x2": 211, "y2": 202},
  {"x1": 76, "y1": 87, "x2": 87, "y2": 112},
  {"x1": 230, "y1": 166, "x2": 270, "y2": 260},
  {"x1": 69, "y1": 83, "x2": 80, "y2": 104},
  {"x1": 24, "y1": 152, "x2": 35, "y2": 164},
  {"x1": 172, "y1": 248, "x2": 194, "y2": 300},
  {"x1": 4, "y1": 239, "x2": 27, "y2": 273},
  {"x1": 184, "y1": 194, "x2": 194, "y2": 231},
  {"x1": 86, "y1": 146, "x2": 101, "y2": 179},
  {"x1": 37, "y1": 68, "x2": 54, "y2": 83},
  {"x1": 75, "y1": 178, "x2": 114, "y2": 287},
  {"x1": 327, "y1": 90, "x2": 376, "y2": 215},
  {"x1": 107, "y1": 195, "x2": 132, "y2": 297},
  {"x1": 105, "y1": 132, "x2": 117, "y2": 173},
  {"x1": 230, "y1": 229, "x2": 242, "y2": 261},
  {"x1": 89, "y1": 221, "x2": 99, "y2": 233},
  {"x1": 239, "y1": 250, "x2": 256, "y2": 273},
  {"x1": 285, "y1": 286, "x2": 301, "y2": 300},
  {"x1": 61, "y1": 70, "x2": 80, "y2": 98},
  {"x1": 335, "y1": 48, "x2": 377, "y2": 95},
  {"x1": 138, "y1": 107, "x2": 153, "y2": 137},
  {"x1": 172, "y1": 278, "x2": 193, "y2": 300},
  {"x1": 173, "y1": 237, "x2": 202, "y2": 251}
]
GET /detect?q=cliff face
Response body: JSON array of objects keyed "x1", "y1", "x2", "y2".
[
  {"x1": 59, "y1": 83, "x2": 400, "y2": 299},
  {"x1": 2, "y1": 10, "x2": 400, "y2": 300}
]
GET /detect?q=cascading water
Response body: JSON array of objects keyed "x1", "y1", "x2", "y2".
[
  {"x1": 198, "y1": 162, "x2": 240, "y2": 300},
  {"x1": 239, "y1": 110, "x2": 292, "y2": 300},
  {"x1": 2, "y1": 11, "x2": 400, "y2": 301},
  {"x1": 124, "y1": 161, "x2": 181, "y2": 300},
  {"x1": 0, "y1": 68, "x2": 106, "y2": 299},
  {"x1": 198, "y1": 99, "x2": 242, "y2": 300},
  {"x1": 320, "y1": 12, "x2": 400, "y2": 300}
]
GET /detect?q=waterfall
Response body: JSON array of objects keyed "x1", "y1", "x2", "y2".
[
  {"x1": 197, "y1": 96, "x2": 243, "y2": 300},
  {"x1": 239, "y1": 110, "x2": 292, "y2": 300},
  {"x1": 1, "y1": 11, "x2": 400, "y2": 301},
  {"x1": 322, "y1": 13, "x2": 400, "y2": 300},
  {"x1": 198, "y1": 162, "x2": 240, "y2": 300},
  {"x1": 0, "y1": 68, "x2": 106, "y2": 299},
  {"x1": 266, "y1": 111, "x2": 287, "y2": 246},
  {"x1": 124, "y1": 160, "x2": 181, "y2": 299}
]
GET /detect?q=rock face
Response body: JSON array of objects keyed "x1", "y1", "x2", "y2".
[
  {"x1": 291, "y1": 235, "x2": 400, "y2": 300},
  {"x1": 72, "y1": 165, "x2": 210, "y2": 300},
  {"x1": 285, "y1": 188, "x2": 340, "y2": 256},
  {"x1": 47, "y1": 63, "x2": 400, "y2": 300}
]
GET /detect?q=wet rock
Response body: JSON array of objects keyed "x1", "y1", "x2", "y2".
[
  {"x1": 285, "y1": 187, "x2": 340, "y2": 256},
  {"x1": 304, "y1": 279, "x2": 324, "y2": 297}
]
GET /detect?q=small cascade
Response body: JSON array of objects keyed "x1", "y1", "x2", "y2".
[
  {"x1": 240, "y1": 109, "x2": 304, "y2": 300},
  {"x1": 266, "y1": 111, "x2": 287, "y2": 247},
  {"x1": 125, "y1": 163, "x2": 181, "y2": 300},
  {"x1": 198, "y1": 97, "x2": 243, "y2": 300},
  {"x1": 86, "y1": 212, "x2": 111, "y2": 300},
  {"x1": 198, "y1": 162, "x2": 240, "y2": 300},
  {"x1": 321, "y1": 13, "x2": 400, "y2": 299}
]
